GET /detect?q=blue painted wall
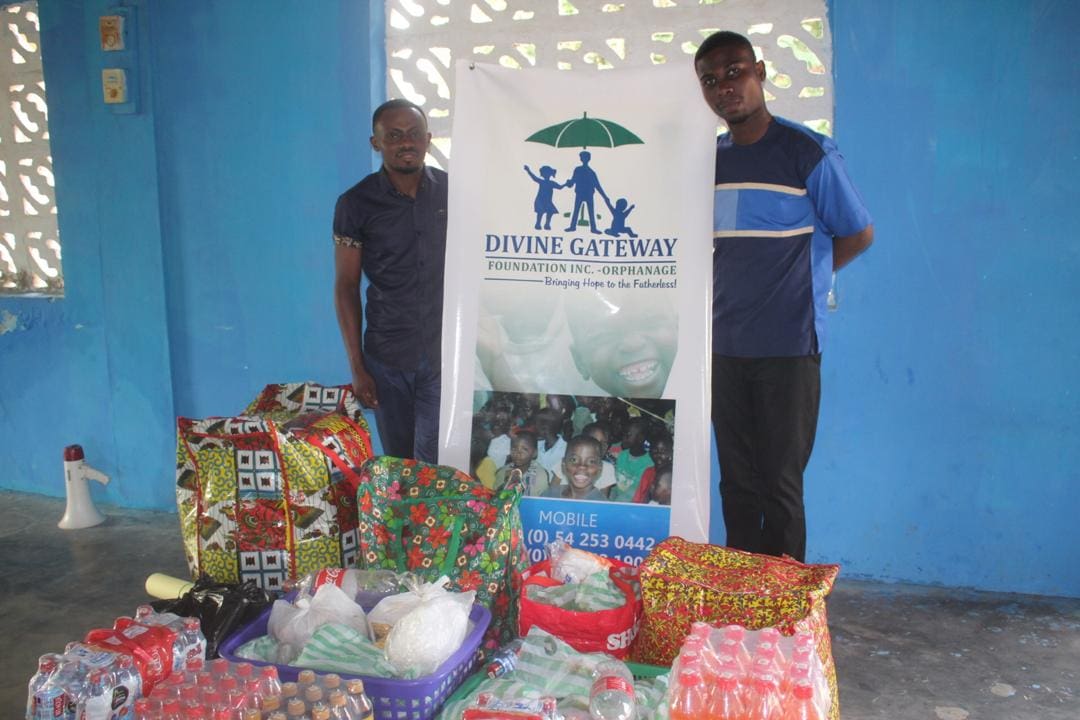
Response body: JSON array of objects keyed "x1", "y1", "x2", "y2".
[
  {"x1": 792, "y1": 0, "x2": 1079, "y2": 597},
  {"x1": 0, "y1": 0, "x2": 378, "y2": 510},
  {"x1": 0, "y1": 0, "x2": 1076, "y2": 597},
  {"x1": 0, "y1": 0, "x2": 173, "y2": 509}
]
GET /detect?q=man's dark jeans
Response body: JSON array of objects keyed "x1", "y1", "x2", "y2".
[
  {"x1": 364, "y1": 353, "x2": 440, "y2": 463},
  {"x1": 711, "y1": 353, "x2": 821, "y2": 562}
]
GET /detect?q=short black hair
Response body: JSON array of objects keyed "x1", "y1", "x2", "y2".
[
  {"x1": 647, "y1": 426, "x2": 673, "y2": 447},
  {"x1": 371, "y1": 99, "x2": 426, "y2": 133},
  {"x1": 512, "y1": 429, "x2": 538, "y2": 450},
  {"x1": 582, "y1": 421, "x2": 609, "y2": 439},
  {"x1": 564, "y1": 434, "x2": 603, "y2": 459},
  {"x1": 694, "y1": 31, "x2": 755, "y2": 64}
]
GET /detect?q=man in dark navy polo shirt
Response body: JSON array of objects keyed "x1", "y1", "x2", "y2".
[
  {"x1": 695, "y1": 31, "x2": 874, "y2": 561},
  {"x1": 333, "y1": 99, "x2": 448, "y2": 463}
]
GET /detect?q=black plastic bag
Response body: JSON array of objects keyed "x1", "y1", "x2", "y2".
[{"x1": 151, "y1": 575, "x2": 274, "y2": 658}]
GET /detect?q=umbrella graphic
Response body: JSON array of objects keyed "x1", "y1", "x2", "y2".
[{"x1": 525, "y1": 111, "x2": 644, "y2": 149}]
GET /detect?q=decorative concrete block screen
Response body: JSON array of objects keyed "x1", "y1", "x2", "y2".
[
  {"x1": 385, "y1": 0, "x2": 832, "y2": 170},
  {"x1": 0, "y1": 1, "x2": 60, "y2": 296}
]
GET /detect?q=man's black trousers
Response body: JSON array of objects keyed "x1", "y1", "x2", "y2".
[{"x1": 711, "y1": 353, "x2": 821, "y2": 562}]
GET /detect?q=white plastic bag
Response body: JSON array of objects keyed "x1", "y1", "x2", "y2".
[
  {"x1": 367, "y1": 575, "x2": 449, "y2": 643},
  {"x1": 547, "y1": 539, "x2": 612, "y2": 584},
  {"x1": 267, "y1": 582, "x2": 370, "y2": 652},
  {"x1": 371, "y1": 576, "x2": 475, "y2": 677}
]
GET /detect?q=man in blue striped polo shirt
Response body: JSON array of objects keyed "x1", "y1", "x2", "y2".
[{"x1": 695, "y1": 31, "x2": 874, "y2": 561}]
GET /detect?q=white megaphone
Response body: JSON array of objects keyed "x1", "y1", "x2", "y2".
[{"x1": 59, "y1": 444, "x2": 109, "y2": 529}]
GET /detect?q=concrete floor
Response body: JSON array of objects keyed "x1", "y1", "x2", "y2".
[{"x1": 2, "y1": 490, "x2": 1077, "y2": 719}]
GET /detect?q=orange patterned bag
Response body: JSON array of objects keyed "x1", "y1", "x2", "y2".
[{"x1": 631, "y1": 537, "x2": 841, "y2": 719}]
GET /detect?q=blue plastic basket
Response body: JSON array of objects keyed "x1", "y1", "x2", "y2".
[{"x1": 219, "y1": 601, "x2": 491, "y2": 720}]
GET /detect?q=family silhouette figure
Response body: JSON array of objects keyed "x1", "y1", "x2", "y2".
[{"x1": 524, "y1": 151, "x2": 636, "y2": 237}]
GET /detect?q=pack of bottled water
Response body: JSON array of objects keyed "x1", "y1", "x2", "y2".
[{"x1": 26, "y1": 604, "x2": 205, "y2": 720}]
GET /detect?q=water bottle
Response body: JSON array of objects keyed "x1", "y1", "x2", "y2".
[
  {"x1": 485, "y1": 638, "x2": 524, "y2": 678},
  {"x1": 588, "y1": 659, "x2": 636, "y2": 720},
  {"x1": 180, "y1": 618, "x2": 207, "y2": 666},
  {"x1": 27, "y1": 654, "x2": 64, "y2": 720},
  {"x1": 80, "y1": 668, "x2": 113, "y2": 720},
  {"x1": 111, "y1": 653, "x2": 141, "y2": 716},
  {"x1": 56, "y1": 659, "x2": 87, "y2": 720}
]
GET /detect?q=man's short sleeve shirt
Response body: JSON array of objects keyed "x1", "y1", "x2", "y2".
[
  {"x1": 712, "y1": 118, "x2": 871, "y2": 357},
  {"x1": 333, "y1": 166, "x2": 448, "y2": 370}
]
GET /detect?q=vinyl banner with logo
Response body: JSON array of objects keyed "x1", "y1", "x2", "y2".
[{"x1": 439, "y1": 61, "x2": 715, "y2": 565}]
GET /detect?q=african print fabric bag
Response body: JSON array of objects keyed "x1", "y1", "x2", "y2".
[
  {"x1": 176, "y1": 383, "x2": 374, "y2": 591},
  {"x1": 631, "y1": 537, "x2": 841, "y2": 720},
  {"x1": 354, "y1": 457, "x2": 529, "y2": 653}
]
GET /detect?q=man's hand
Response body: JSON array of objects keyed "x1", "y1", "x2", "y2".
[
  {"x1": 833, "y1": 225, "x2": 874, "y2": 270},
  {"x1": 351, "y1": 365, "x2": 379, "y2": 409}
]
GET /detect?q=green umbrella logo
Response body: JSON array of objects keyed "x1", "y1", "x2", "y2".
[
  {"x1": 523, "y1": 112, "x2": 642, "y2": 234},
  {"x1": 526, "y1": 111, "x2": 644, "y2": 149}
]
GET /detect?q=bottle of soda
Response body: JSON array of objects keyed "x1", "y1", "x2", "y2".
[
  {"x1": 281, "y1": 681, "x2": 300, "y2": 704},
  {"x1": 723, "y1": 625, "x2": 753, "y2": 667},
  {"x1": 233, "y1": 662, "x2": 255, "y2": 684},
  {"x1": 759, "y1": 628, "x2": 788, "y2": 667},
  {"x1": 344, "y1": 679, "x2": 374, "y2": 720},
  {"x1": 744, "y1": 674, "x2": 783, "y2": 720},
  {"x1": 668, "y1": 668, "x2": 711, "y2": 720},
  {"x1": 327, "y1": 690, "x2": 353, "y2": 720},
  {"x1": 588, "y1": 659, "x2": 636, "y2": 720},
  {"x1": 261, "y1": 692, "x2": 284, "y2": 717},
  {"x1": 259, "y1": 665, "x2": 283, "y2": 698},
  {"x1": 304, "y1": 683, "x2": 326, "y2": 709},
  {"x1": 131, "y1": 697, "x2": 155, "y2": 720},
  {"x1": 159, "y1": 698, "x2": 183, "y2": 720},
  {"x1": 753, "y1": 642, "x2": 785, "y2": 678},
  {"x1": 781, "y1": 680, "x2": 823, "y2": 720},
  {"x1": 285, "y1": 697, "x2": 307, "y2": 718},
  {"x1": 713, "y1": 670, "x2": 745, "y2": 720}
]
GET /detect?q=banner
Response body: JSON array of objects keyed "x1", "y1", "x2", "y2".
[{"x1": 440, "y1": 61, "x2": 715, "y2": 564}]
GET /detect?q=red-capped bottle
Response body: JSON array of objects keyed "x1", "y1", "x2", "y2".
[
  {"x1": 781, "y1": 680, "x2": 824, "y2": 720},
  {"x1": 713, "y1": 670, "x2": 746, "y2": 720},
  {"x1": 669, "y1": 668, "x2": 712, "y2": 720},
  {"x1": 745, "y1": 673, "x2": 783, "y2": 720}
]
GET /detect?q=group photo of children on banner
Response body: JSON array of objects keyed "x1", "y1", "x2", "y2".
[{"x1": 470, "y1": 392, "x2": 675, "y2": 506}]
